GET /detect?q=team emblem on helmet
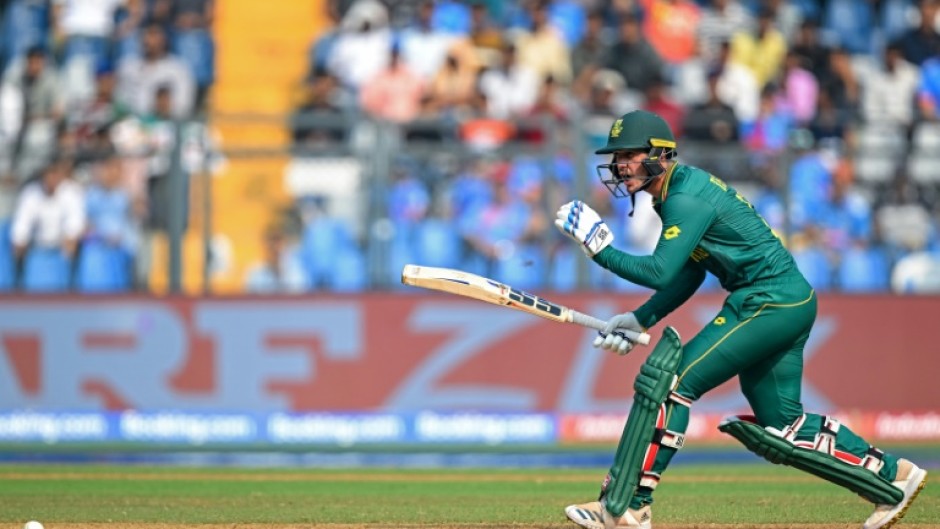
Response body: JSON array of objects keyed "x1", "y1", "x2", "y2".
[{"x1": 610, "y1": 119, "x2": 623, "y2": 138}]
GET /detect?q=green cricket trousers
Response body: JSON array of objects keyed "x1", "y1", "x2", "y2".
[{"x1": 630, "y1": 273, "x2": 901, "y2": 508}]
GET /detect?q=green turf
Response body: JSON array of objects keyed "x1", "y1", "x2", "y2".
[{"x1": 0, "y1": 464, "x2": 937, "y2": 524}]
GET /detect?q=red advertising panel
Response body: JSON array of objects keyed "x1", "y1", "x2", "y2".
[{"x1": 0, "y1": 293, "x2": 937, "y2": 420}]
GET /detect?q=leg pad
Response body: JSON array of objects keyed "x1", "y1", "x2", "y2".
[
  {"x1": 719, "y1": 416, "x2": 903, "y2": 505},
  {"x1": 602, "y1": 326, "x2": 683, "y2": 517}
]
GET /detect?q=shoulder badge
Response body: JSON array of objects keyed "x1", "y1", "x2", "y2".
[{"x1": 664, "y1": 225, "x2": 681, "y2": 240}]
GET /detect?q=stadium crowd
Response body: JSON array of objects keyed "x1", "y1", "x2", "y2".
[
  {"x1": 0, "y1": 0, "x2": 214, "y2": 292},
  {"x1": 1, "y1": 0, "x2": 939, "y2": 294},
  {"x1": 282, "y1": 0, "x2": 940, "y2": 295}
]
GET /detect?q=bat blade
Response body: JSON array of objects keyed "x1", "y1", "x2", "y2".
[{"x1": 401, "y1": 264, "x2": 650, "y2": 345}]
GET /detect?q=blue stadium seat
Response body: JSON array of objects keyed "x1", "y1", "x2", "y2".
[
  {"x1": 431, "y1": 1, "x2": 472, "y2": 34},
  {"x1": 0, "y1": 0, "x2": 50, "y2": 70},
  {"x1": 75, "y1": 239, "x2": 131, "y2": 293},
  {"x1": 823, "y1": 0, "x2": 875, "y2": 54},
  {"x1": 838, "y1": 246, "x2": 890, "y2": 292},
  {"x1": 494, "y1": 244, "x2": 545, "y2": 290},
  {"x1": 300, "y1": 217, "x2": 355, "y2": 287},
  {"x1": 63, "y1": 35, "x2": 110, "y2": 70},
  {"x1": 172, "y1": 29, "x2": 215, "y2": 89},
  {"x1": 386, "y1": 231, "x2": 415, "y2": 289},
  {"x1": 331, "y1": 247, "x2": 367, "y2": 292},
  {"x1": 549, "y1": 0, "x2": 587, "y2": 47},
  {"x1": 793, "y1": 244, "x2": 833, "y2": 292},
  {"x1": 22, "y1": 247, "x2": 71, "y2": 292},
  {"x1": 550, "y1": 247, "x2": 578, "y2": 292},
  {"x1": 880, "y1": 0, "x2": 913, "y2": 43},
  {"x1": 414, "y1": 219, "x2": 460, "y2": 269}
]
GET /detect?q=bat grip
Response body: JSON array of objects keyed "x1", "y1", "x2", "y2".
[{"x1": 569, "y1": 311, "x2": 651, "y2": 346}]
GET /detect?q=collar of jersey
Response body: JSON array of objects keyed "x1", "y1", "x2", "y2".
[{"x1": 654, "y1": 162, "x2": 680, "y2": 204}]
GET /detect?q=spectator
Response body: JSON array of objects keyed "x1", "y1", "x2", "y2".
[
  {"x1": 360, "y1": 45, "x2": 425, "y2": 123},
  {"x1": 571, "y1": 9, "x2": 612, "y2": 102},
  {"x1": 170, "y1": 0, "x2": 215, "y2": 113},
  {"x1": 51, "y1": 0, "x2": 125, "y2": 70},
  {"x1": 714, "y1": 40, "x2": 760, "y2": 125},
  {"x1": 639, "y1": 0, "x2": 701, "y2": 65},
  {"x1": 743, "y1": 84, "x2": 793, "y2": 156},
  {"x1": 83, "y1": 151, "x2": 137, "y2": 251},
  {"x1": 764, "y1": 0, "x2": 804, "y2": 44},
  {"x1": 861, "y1": 43, "x2": 921, "y2": 129},
  {"x1": 244, "y1": 224, "x2": 308, "y2": 294},
  {"x1": 117, "y1": 21, "x2": 196, "y2": 118},
  {"x1": 458, "y1": 165, "x2": 546, "y2": 289},
  {"x1": 527, "y1": 74, "x2": 573, "y2": 120},
  {"x1": 478, "y1": 42, "x2": 539, "y2": 119},
  {"x1": 791, "y1": 141, "x2": 842, "y2": 232},
  {"x1": 399, "y1": 0, "x2": 459, "y2": 82},
  {"x1": 3, "y1": 45, "x2": 64, "y2": 180},
  {"x1": 423, "y1": 48, "x2": 479, "y2": 119},
  {"x1": 326, "y1": 0, "x2": 392, "y2": 90},
  {"x1": 697, "y1": 0, "x2": 753, "y2": 63},
  {"x1": 683, "y1": 68, "x2": 739, "y2": 143},
  {"x1": 791, "y1": 19, "x2": 829, "y2": 80},
  {"x1": 819, "y1": 158, "x2": 872, "y2": 254},
  {"x1": 896, "y1": 0, "x2": 940, "y2": 66},
  {"x1": 386, "y1": 159, "x2": 430, "y2": 235},
  {"x1": 643, "y1": 75, "x2": 684, "y2": 137},
  {"x1": 604, "y1": 14, "x2": 663, "y2": 94},
  {"x1": 291, "y1": 66, "x2": 350, "y2": 146},
  {"x1": 582, "y1": 68, "x2": 640, "y2": 148},
  {"x1": 514, "y1": 0, "x2": 572, "y2": 85},
  {"x1": 730, "y1": 7, "x2": 787, "y2": 88},
  {"x1": 78, "y1": 150, "x2": 137, "y2": 291},
  {"x1": 670, "y1": 40, "x2": 709, "y2": 107},
  {"x1": 468, "y1": 2, "x2": 504, "y2": 57},
  {"x1": 778, "y1": 50, "x2": 819, "y2": 126},
  {"x1": 11, "y1": 156, "x2": 85, "y2": 290},
  {"x1": 68, "y1": 64, "x2": 130, "y2": 152},
  {"x1": 818, "y1": 46, "x2": 861, "y2": 121},
  {"x1": 809, "y1": 90, "x2": 851, "y2": 143},
  {"x1": 0, "y1": 70, "x2": 22, "y2": 174}
]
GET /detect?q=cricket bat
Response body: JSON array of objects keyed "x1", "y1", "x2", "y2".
[{"x1": 401, "y1": 264, "x2": 651, "y2": 346}]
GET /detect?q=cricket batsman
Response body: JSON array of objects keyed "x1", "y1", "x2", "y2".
[{"x1": 555, "y1": 110, "x2": 927, "y2": 529}]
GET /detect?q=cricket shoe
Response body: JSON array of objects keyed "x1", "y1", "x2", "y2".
[
  {"x1": 862, "y1": 459, "x2": 928, "y2": 529},
  {"x1": 564, "y1": 500, "x2": 651, "y2": 529}
]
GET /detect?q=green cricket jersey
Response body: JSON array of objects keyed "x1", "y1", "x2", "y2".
[{"x1": 594, "y1": 163, "x2": 803, "y2": 328}]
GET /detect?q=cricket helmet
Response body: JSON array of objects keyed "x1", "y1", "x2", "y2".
[{"x1": 595, "y1": 110, "x2": 677, "y2": 202}]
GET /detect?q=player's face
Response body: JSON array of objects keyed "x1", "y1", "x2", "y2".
[{"x1": 613, "y1": 150, "x2": 650, "y2": 193}]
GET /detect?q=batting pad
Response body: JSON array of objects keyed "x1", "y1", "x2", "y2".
[
  {"x1": 719, "y1": 417, "x2": 904, "y2": 505},
  {"x1": 602, "y1": 326, "x2": 683, "y2": 517}
]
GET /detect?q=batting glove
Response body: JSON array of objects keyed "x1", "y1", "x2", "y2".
[
  {"x1": 554, "y1": 200, "x2": 614, "y2": 257},
  {"x1": 593, "y1": 312, "x2": 644, "y2": 355}
]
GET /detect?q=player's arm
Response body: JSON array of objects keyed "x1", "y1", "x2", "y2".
[
  {"x1": 632, "y1": 260, "x2": 706, "y2": 328},
  {"x1": 593, "y1": 192, "x2": 716, "y2": 290}
]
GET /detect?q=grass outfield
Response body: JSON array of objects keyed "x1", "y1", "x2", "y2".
[{"x1": 0, "y1": 464, "x2": 937, "y2": 528}]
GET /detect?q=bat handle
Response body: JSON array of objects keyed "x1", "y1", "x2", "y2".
[{"x1": 569, "y1": 311, "x2": 652, "y2": 346}]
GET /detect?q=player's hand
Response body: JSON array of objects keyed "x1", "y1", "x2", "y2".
[
  {"x1": 554, "y1": 200, "x2": 614, "y2": 257},
  {"x1": 594, "y1": 312, "x2": 644, "y2": 355}
]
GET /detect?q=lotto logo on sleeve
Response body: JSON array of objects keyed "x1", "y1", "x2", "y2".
[{"x1": 664, "y1": 226, "x2": 681, "y2": 240}]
